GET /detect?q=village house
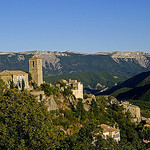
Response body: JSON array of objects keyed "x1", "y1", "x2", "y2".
[
  {"x1": 121, "y1": 101, "x2": 141, "y2": 123},
  {"x1": 0, "y1": 70, "x2": 28, "y2": 89},
  {"x1": 56, "y1": 79, "x2": 83, "y2": 99},
  {"x1": 68, "y1": 79, "x2": 83, "y2": 99},
  {"x1": 99, "y1": 124, "x2": 120, "y2": 143},
  {"x1": 0, "y1": 56, "x2": 43, "y2": 90}
]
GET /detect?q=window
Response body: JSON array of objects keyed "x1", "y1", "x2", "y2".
[{"x1": 32, "y1": 61, "x2": 35, "y2": 67}]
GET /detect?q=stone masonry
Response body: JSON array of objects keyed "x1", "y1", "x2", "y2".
[{"x1": 29, "y1": 56, "x2": 43, "y2": 86}]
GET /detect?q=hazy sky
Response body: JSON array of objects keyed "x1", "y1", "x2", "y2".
[{"x1": 0, "y1": 0, "x2": 150, "y2": 53}]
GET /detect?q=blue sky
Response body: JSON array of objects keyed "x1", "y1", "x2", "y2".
[{"x1": 0, "y1": 0, "x2": 150, "y2": 53}]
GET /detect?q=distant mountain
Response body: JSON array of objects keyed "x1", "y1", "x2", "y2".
[
  {"x1": 0, "y1": 51, "x2": 150, "y2": 76},
  {"x1": 99, "y1": 70, "x2": 150, "y2": 102},
  {"x1": 0, "y1": 50, "x2": 150, "y2": 90}
]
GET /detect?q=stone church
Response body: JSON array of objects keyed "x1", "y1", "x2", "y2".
[{"x1": 0, "y1": 56, "x2": 43, "y2": 89}]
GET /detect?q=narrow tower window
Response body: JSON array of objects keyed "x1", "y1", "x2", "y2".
[{"x1": 32, "y1": 61, "x2": 35, "y2": 67}]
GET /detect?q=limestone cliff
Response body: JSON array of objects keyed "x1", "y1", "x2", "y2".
[{"x1": 110, "y1": 51, "x2": 150, "y2": 68}]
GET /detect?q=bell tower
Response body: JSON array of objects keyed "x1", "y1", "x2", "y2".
[{"x1": 29, "y1": 56, "x2": 43, "y2": 86}]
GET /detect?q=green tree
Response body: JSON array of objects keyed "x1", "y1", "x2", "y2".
[
  {"x1": 10, "y1": 79, "x2": 14, "y2": 89},
  {"x1": 41, "y1": 83, "x2": 60, "y2": 96},
  {"x1": 63, "y1": 88, "x2": 72, "y2": 97},
  {"x1": 0, "y1": 89, "x2": 54, "y2": 149},
  {"x1": 41, "y1": 83, "x2": 52, "y2": 96},
  {"x1": 22, "y1": 79, "x2": 25, "y2": 91},
  {"x1": 76, "y1": 99, "x2": 86, "y2": 120},
  {"x1": 0, "y1": 77, "x2": 7, "y2": 95},
  {"x1": 90, "y1": 99, "x2": 99, "y2": 118},
  {"x1": 26, "y1": 71, "x2": 32, "y2": 82}
]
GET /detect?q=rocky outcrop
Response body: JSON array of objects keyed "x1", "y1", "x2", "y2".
[
  {"x1": 43, "y1": 95, "x2": 58, "y2": 111},
  {"x1": 110, "y1": 51, "x2": 150, "y2": 68},
  {"x1": 19, "y1": 51, "x2": 63, "y2": 72}
]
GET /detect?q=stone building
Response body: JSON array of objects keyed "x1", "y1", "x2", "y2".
[
  {"x1": 29, "y1": 56, "x2": 43, "y2": 86},
  {"x1": 68, "y1": 79, "x2": 83, "y2": 99},
  {"x1": 96, "y1": 124, "x2": 120, "y2": 143},
  {"x1": 0, "y1": 70, "x2": 28, "y2": 89},
  {"x1": 56, "y1": 79, "x2": 83, "y2": 99},
  {"x1": 121, "y1": 101, "x2": 141, "y2": 123}
]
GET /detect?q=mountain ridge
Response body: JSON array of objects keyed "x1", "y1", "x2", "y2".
[
  {"x1": 0, "y1": 50, "x2": 150, "y2": 77},
  {"x1": 98, "y1": 70, "x2": 150, "y2": 102}
]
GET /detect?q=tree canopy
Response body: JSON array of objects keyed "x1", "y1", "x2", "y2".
[{"x1": 0, "y1": 89, "x2": 55, "y2": 149}]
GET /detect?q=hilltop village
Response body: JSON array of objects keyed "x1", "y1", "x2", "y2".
[{"x1": 0, "y1": 56, "x2": 150, "y2": 149}]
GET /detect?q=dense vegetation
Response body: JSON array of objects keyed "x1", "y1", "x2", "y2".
[
  {"x1": 1, "y1": 52, "x2": 150, "y2": 149},
  {"x1": 57, "y1": 52, "x2": 148, "y2": 76},
  {"x1": 98, "y1": 71, "x2": 150, "y2": 117},
  {"x1": 0, "y1": 89, "x2": 54, "y2": 149},
  {"x1": 99, "y1": 70, "x2": 150, "y2": 100},
  {"x1": 0, "y1": 78, "x2": 149, "y2": 149}
]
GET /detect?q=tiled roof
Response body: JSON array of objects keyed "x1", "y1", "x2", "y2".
[
  {"x1": 143, "y1": 140, "x2": 150, "y2": 144},
  {"x1": 144, "y1": 124, "x2": 150, "y2": 127},
  {"x1": 122, "y1": 101, "x2": 139, "y2": 109},
  {"x1": 29, "y1": 56, "x2": 41, "y2": 59},
  {"x1": 146, "y1": 120, "x2": 150, "y2": 125},
  {"x1": 0, "y1": 70, "x2": 28, "y2": 75},
  {"x1": 99, "y1": 124, "x2": 120, "y2": 133}
]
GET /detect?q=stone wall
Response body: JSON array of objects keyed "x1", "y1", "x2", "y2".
[{"x1": 29, "y1": 57, "x2": 43, "y2": 86}]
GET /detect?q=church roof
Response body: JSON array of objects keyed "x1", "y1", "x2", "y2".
[
  {"x1": 29, "y1": 56, "x2": 41, "y2": 59},
  {"x1": 0, "y1": 70, "x2": 28, "y2": 76}
]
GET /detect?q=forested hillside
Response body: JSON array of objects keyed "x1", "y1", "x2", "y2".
[
  {"x1": 99, "y1": 70, "x2": 150, "y2": 101},
  {"x1": 0, "y1": 79, "x2": 149, "y2": 149},
  {"x1": 98, "y1": 70, "x2": 150, "y2": 118}
]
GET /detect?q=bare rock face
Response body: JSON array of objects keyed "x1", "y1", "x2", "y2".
[
  {"x1": 20, "y1": 51, "x2": 64, "y2": 72},
  {"x1": 111, "y1": 52, "x2": 150, "y2": 68},
  {"x1": 17, "y1": 55, "x2": 25, "y2": 61},
  {"x1": 43, "y1": 95, "x2": 58, "y2": 111}
]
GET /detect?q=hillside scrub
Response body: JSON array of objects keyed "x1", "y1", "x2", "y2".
[{"x1": 0, "y1": 86, "x2": 147, "y2": 149}]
